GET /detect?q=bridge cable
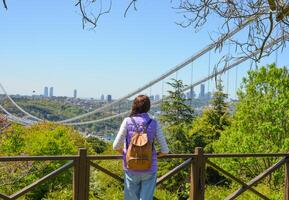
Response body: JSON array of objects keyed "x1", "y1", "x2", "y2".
[
  {"x1": 0, "y1": 16, "x2": 259, "y2": 124},
  {"x1": 57, "y1": 16, "x2": 257, "y2": 124},
  {"x1": 0, "y1": 83, "x2": 42, "y2": 121},
  {"x1": 66, "y1": 32, "x2": 289, "y2": 125}
]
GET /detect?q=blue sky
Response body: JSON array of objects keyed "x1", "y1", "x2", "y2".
[{"x1": 1, "y1": 0, "x2": 288, "y2": 99}]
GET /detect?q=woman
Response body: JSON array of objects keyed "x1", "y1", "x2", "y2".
[{"x1": 113, "y1": 95, "x2": 169, "y2": 200}]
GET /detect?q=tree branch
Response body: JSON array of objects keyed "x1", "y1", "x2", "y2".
[
  {"x1": 124, "y1": 0, "x2": 137, "y2": 17},
  {"x1": 76, "y1": 0, "x2": 112, "y2": 29},
  {"x1": 2, "y1": 0, "x2": 7, "y2": 10},
  {"x1": 257, "y1": 12, "x2": 274, "y2": 61}
]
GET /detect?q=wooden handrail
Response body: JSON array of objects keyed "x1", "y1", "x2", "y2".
[
  {"x1": 0, "y1": 193, "x2": 9, "y2": 200},
  {"x1": 205, "y1": 153, "x2": 289, "y2": 158},
  {"x1": 0, "y1": 148, "x2": 289, "y2": 200},
  {"x1": 0, "y1": 156, "x2": 77, "y2": 162},
  {"x1": 1, "y1": 152, "x2": 288, "y2": 162}
]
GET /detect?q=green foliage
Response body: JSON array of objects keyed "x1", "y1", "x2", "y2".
[
  {"x1": 213, "y1": 64, "x2": 289, "y2": 185},
  {"x1": 89, "y1": 148, "x2": 124, "y2": 199},
  {"x1": 189, "y1": 79, "x2": 231, "y2": 152},
  {"x1": 86, "y1": 136, "x2": 108, "y2": 154},
  {"x1": 0, "y1": 99, "x2": 85, "y2": 121},
  {"x1": 0, "y1": 124, "x2": 25, "y2": 154},
  {"x1": 0, "y1": 122, "x2": 90, "y2": 199},
  {"x1": 44, "y1": 187, "x2": 72, "y2": 200},
  {"x1": 159, "y1": 79, "x2": 194, "y2": 127},
  {"x1": 205, "y1": 184, "x2": 283, "y2": 200}
]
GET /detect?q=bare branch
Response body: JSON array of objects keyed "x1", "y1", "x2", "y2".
[
  {"x1": 2, "y1": 0, "x2": 7, "y2": 10},
  {"x1": 76, "y1": 0, "x2": 112, "y2": 29},
  {"x1": 124, "y1": 0, "x2": 137, "y2": 18},
  {"x1": 174, "y1": 0, "x2": 289, "y2": 61},
  {"x1": 257, "y1": 12, "x2": 274, "y2": 61}
]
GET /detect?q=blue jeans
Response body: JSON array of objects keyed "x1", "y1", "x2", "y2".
[{"x1": 124, "y1": 171, "x2": 157, "y2": 200}]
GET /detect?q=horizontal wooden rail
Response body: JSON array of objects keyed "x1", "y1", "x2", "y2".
[
  {"x1": 88, "y1": 154, "x2": 198, "y2": 160},
  {"x1": 205, "y1": 153, "x2": 289, "y2": 158},
  {"x1": 0, "y1": 156, "x2": 77, "y2": 162},
  {"x1": 0, "y1": 193, "x2": 9, "y2": 200},
  {"x1": 2, "y1": 153, "x2": 288, "y2": 162}
]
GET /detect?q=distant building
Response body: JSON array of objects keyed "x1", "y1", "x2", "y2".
[
  {"x1": 107, "y1": 95, "x2": 112, "y2": 102},
  {"x1": 187, "y1": 87, "x2": 196, "y2": 99},
  {"x1": 155, "y1": 94, "x2": 160, "y2": 101},
  {"x1": 149, "y1": 95, "x2": 155, "y2": 101},
  {"x1": 49, "y1": 87, "x2": 54, "y2": 97},
  {"x1": 205, "y1": 92, "x2": 212, "y2": 100},
  {"x1": 73, "y1": 89, "x2": 77, "y2": 98},
  {"x1": 101, "y1": 94, "x2": 105, "y2": 101},
  {"x1": 199, "y1": 84, "x2": 205, "y2": 98},
  {"x1": 44, "y1": 87, "x2": 48, "y2": 97}
]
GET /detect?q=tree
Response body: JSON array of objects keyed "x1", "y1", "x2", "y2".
[
  {"x1": 159, "y1": 79, "x2": 194, "y2": 128},
  {"x1": 186, "y1": 79, "x2": 231, "y2": 185},
  {"x1": 189, "y1": 78, "x2": 230, "y2": 152},
  {"x1": 159, "y1": 79, "x2": 195, "y2": 199},
  {"x1": 213, "y1": 64, "x2": 289, "y2": 186}
]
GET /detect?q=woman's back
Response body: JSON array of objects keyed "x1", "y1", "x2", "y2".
[{"x1": 112, "y1": 95, "x2": 169, "y2": 200}]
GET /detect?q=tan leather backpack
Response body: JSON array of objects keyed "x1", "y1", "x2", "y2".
[{"x1": 126, "y1": 118, "x2": 153, "y2": 170}]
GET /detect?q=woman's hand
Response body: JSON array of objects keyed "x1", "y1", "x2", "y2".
[
  {"x1": 157, "y1": 152, "x2": 168, "y2": 158},
  {"x1": 116, "y1": 149, "x2": 123, "y2": 154}
]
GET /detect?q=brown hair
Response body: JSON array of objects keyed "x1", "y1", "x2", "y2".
[{"x1": 129, "y1": 95, "x2": 151, "y2": 117}]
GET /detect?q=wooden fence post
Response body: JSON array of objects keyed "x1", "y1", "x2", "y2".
[
  {"x1": 285, "y1": 160, "x2": 289, "y2": 200},
  {"x1": 73, "y1": 148, "x2": 90, "y2": 200},
  {"x1": 190, "y1": 147, "x2": 206, "y2": 200}
]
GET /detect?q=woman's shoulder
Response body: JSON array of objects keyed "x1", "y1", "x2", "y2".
[{"x1": 123, "y1": 117, "x2": 130, "y2": 123}]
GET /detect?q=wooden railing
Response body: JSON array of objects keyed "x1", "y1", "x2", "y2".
[{"x1": 0, "y1": 147, "x2": 289, "y2": 200}]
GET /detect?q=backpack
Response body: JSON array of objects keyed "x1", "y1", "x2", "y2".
[{"x1": 126, "y1": 117, "x2": 153, "y2": 170}]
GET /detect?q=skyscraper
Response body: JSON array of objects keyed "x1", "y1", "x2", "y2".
[
  {"x1": 107, "y1": 95, "x2": 112, "y2": 103},
  {"x1": 187, "y1": 87, "x2": 196, "y2": 99},
  {"x1": 49, "y1": 87, "x2": 54, "y2": 97},
  {"x1": 101, "y1": 94, "x2": 105, "y2": 101},
  {"x1": 44, "y1": 87, "x2": 48, "y2": 97},
  {"x1": 73, "y1": 89, "x2": 77, "y2": 98},
  {"x1": 199, "y1": 84, "x2": 205, "y2": 98},
  {"x1": 155, "y1": 94, "x2": 160, "y2": 101}
]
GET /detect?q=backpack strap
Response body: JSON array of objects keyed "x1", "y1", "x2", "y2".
[
  {"x1": 130, "y1": 117, "x2": 152, "y2": 133},
  {"x1": 143, "y1": 119, "x2": 152, "y2": 133},
  {"x1": 130, "y1": 117, "x2": 140, "y2": 132}
]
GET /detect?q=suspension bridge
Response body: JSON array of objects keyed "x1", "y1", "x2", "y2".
[{"x1": 1, "y1": 17, "x2": 288, "y2": 128}]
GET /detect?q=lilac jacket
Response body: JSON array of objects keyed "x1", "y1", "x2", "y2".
[
  {"x1": 113, "y1": 113, "x2": 169, "y2": 175},
  {"x1": 124, "y1": 114, "x2": 157, "y2": 174}
]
